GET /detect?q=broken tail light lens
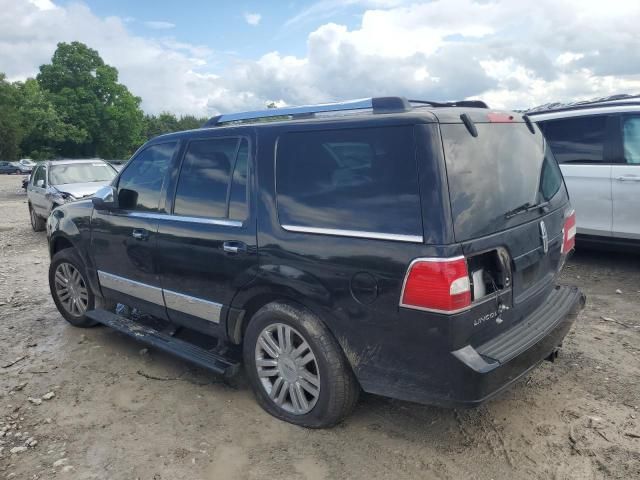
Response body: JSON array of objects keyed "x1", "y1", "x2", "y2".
[{"x1": 400, "y1": 257, "x2": 471, "y2": 313}]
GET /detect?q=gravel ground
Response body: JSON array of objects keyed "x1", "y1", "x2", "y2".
[{"x1": 0, "y1": 173, "x2": 638, "y2": 480}]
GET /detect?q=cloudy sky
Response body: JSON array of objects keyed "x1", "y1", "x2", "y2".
[{"x1": 1, "y1": 0, "x2": 639, "y2": 116}]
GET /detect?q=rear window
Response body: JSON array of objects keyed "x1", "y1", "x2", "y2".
[
  {"x1": 442, "y1": 123, "x2": 565, "y2": 241},
  {"x1": 276, "y1": 126, "x2": 422, "y2": 238}
]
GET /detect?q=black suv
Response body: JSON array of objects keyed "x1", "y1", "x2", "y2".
[{"x1": 46, "y1": 97, "x2": 584, "y2": 427}]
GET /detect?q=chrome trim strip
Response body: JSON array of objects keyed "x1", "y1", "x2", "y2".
[
  {"x1": 163, "y1": 289, "x2": 222, "y2": 324},
  {"x1": 281, "y1": 225, "x2": 423, "y2": 243},
  {"x1": 123, "y1": 211, "x2": 243, "y2": 227},
  {"x1": 97, "y1": 271, "x2": 164, "y2": 306}
]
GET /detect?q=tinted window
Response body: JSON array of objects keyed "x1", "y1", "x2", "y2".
[
  {"x1": 117, "y1": 142, "x2": 176, "y2": 211},
  {"x1": 174, "y1": 137, "x2": 238, "y2": 219},
  {"x1": 276, "y1": 126, "x2": 421, "y2": 236},
  {"x1": 228, "y1": 139, "x2": 249, "y2": 221},
  {"x1": 623, "y1": 116, "x2": 640, "y2": 164},
  {"x1": 540, "y1": 116, "x2": 606, "y2": 163},
  {"x1": 442, "y1": 123, "x2": 566, "y2": 240}
]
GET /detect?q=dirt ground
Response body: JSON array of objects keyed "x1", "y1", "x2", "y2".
[{"x1": 0, "y1": 174, "x2": 638, "y2": 480}]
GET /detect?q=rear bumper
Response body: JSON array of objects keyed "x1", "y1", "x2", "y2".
[{"x1": 368, "y1": 285, "x2": 585, "y2": 407}]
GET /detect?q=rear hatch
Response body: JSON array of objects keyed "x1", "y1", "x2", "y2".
[{"x1": 439, "y1": 112, "x2": 571, "y2": 346}]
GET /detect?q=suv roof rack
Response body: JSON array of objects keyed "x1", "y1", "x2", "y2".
[
  {"x1": 409, "y1": 99, "x2": 489, "y2": 109},
  {"x1": 527, "y1": 93, "x2": 640, "y2": 115},
  {"x1": 203, "y1": 96, "x2": 413, "y2": 128}
]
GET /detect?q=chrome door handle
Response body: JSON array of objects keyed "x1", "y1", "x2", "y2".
[
  {"x1": 131, "y1": 229, "x2": 149, "y2": 240},
  {"x1": 615, "y1": 175, "x2": 640, "y2": 182},
  {"x1": 223, "y1": 241, "x2": 247, "y2": 254}
]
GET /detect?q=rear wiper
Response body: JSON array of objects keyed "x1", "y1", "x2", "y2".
[{"x1": 504, "y1": 201, "x2": 549, "y2": 219}]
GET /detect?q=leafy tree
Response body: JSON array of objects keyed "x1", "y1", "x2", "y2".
[
  {"x1": 0, "y1": 74, "x2": 23, "y2": 160},
  {"x1": 37, "y1": 41, "x2": 145, "y2": 159},
  {"x1": 142, "y1": 112, "x2": 207, "y2": 140},
  {"x1": 16, "y1": 79, "x2": 80, "y2": 160}
]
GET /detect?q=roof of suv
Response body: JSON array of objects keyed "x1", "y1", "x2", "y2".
[
  {"x1": 152, "y1": 96, "x2": 530, "y2": 143},
  {"x1": 527, "y1": 94, "x2": 640, "y2": 121}
]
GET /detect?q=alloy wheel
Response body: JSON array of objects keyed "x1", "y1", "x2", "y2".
[
  {"x1": 53, "y1": 262, "x2": 89, "y2": 317},
  {"x1": 255, "y1": 323, "x2": 321, "y2": 415}
]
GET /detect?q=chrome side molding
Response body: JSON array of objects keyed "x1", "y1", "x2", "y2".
[
  {"x1": 98, "y1": 271, "x2": 164, "y2": 306},
  {"x1": 281, "y1": 225, "x2": 423, "y2": 243},
  {"x1": 97, "y1": 271, "x2": 222, "y2": 324},
  {"x1": 163, "y1": 289, "x2": 222, "y2": 324}
]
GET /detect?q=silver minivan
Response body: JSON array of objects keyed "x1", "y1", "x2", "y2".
[
  {"x1": 28, "y1": 159, "x2": 117, "y2": 231},
  {"x1": 530, "y1": 96, "x2": 640, "y2": 246}
]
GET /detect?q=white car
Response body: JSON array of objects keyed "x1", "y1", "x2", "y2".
[
  {"x1": 27, "y1": 159, "x2": 117, "y2": 231},
  {"x1": 529, "y1": 96, "x2": 640, "y2": 246}
]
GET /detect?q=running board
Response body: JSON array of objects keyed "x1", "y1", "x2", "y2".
[{"x1": 85, "y1": 309, "x2": 240, "y2": 377}]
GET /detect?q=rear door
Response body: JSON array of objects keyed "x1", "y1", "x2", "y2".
[
  {"x1": 441, "y1": 118, "x2": 569, "y2": 343},
  {"x1": 155, "y1": 134, "x2": 257, "y2": 336},
  {"x1": 612, "y1": 115, "x2": 640, "y2": 239},
  {"x1": 538, "y1": 115, "x2": 615, "y2": 237}
]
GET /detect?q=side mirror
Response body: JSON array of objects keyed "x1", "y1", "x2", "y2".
[
  {"x1": 92, "y1": 185, "x2": 118, "y2": 210},
  {"x1": 36, "y1": 179, "x2": 44, "y2": 188}
]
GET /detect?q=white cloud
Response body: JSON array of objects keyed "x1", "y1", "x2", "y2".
[
  {"x1": 3, "y1": 0, "x2": 640, "y2": 117},
  {"x1": 243, "y1": 12, "x2": 261, "y2": 26},
  {"x1": 143, "y1": 20, "x2": 175, "y2": 30}
]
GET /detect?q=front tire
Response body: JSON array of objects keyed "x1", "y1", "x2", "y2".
[
  {"x1": 29, "y1": 205, "x2": 46, "y2": 232},
  {"x1": 243, "y1": 302, "x2": 359, "y2": 428},
  {"x1": 49, "y1": 249, "x2": 103, "y2": 327}
]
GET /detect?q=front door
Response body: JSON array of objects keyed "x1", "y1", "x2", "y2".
[
  {"x1": 155, "y1": 134, "x2": 258, "y2": 336},
  {"x1": 91, "y1": 141, "x2": 178, "y2": 319},
  {"x1": 612, "y1": 115, "x2": 640, "y2": 239},
  {"x1": 28, "y1": 164, "x2": 49, "y2": 217}
]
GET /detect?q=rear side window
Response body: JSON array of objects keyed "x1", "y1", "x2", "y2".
[
  {"x1": 623, "y1": 116, "x2": 640, "y2": 164},
  {"x1": 276, "y1": 126, "x2": 422, "y2": 237},
  {"x1": 540, "y1": 116, "x2": 606, "y2": 164},
  {"x1": 173, "y1": 137, "x2": 249, "y2": 221},
  {"x1": 117, "y1": 142, "x2": 176, "y2": 211}
]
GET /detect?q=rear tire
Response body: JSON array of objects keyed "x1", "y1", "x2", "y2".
[
  {"x1": 29, "y1": 205, "x2": 46, "y2": 232},
  {"x1": 243, "y1": 302, "x2": 359, "y2": 428},
  {"x1": 49, "y1": 249, "x2": 113, "y2": 327}
]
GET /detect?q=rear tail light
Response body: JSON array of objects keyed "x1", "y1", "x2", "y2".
[
  {"x1": 400, "y1": 257, "x2": 471, "y2": 313},
  {"x1": 562, "y1": 209, "x2": 576, "y2": 254},
  {"x1": 487, "y1": 112, "x2": 515, "y2": 122}
]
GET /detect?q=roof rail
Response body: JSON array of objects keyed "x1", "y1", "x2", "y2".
[
  {"x1": 409, "y1": 99, "x2": 489, "y2": 109},
  {"x1": 526, "y1": 93, "x2": 640, "y2": 115},
  {"x1": 202, "y1": 96, "x2": 412, "y2": 127}
]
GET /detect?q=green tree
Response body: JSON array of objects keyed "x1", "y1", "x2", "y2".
[
  {"x1": 37, "y1": 41, "x2": 145, "y2": 159},
  {"x1": 142, "y1": 113, "x2": 207, "y2": 140},
  {"x1": 0, "y1": 74, "x2": 23, "y2": 160},
  {"x1": 16, "y1": 79, "x2": 80, "y2": 160}
]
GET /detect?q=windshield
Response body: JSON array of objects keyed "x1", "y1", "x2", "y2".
[
  {"x1": 49, "y1": 163, "x2": 116, "y2": 185},
  {"x1": 442, "y1": 122, "x2": 566, "y2": 241}
]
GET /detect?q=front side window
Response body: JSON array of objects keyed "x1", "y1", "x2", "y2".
[
  {"x1": 276, "y1": 126, "x2": 422, "y2": 236},
  {"x1": 117, "y1": 142, "x2": 176, "y2": 211},
  {"x1": 32, "y1": 166, "x2": 46, "y2": 186},
  {"x1": 623, "y1": 116, "x2": 640, "y2": 164},
  {"x1": 540, "y1": 115, "x2": 607, "y2": 164},
  {"x1": 173, "y1": 137, "x2": 245, "y2": 219}
]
